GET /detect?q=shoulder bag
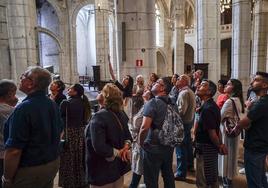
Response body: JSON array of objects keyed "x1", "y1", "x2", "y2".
[{"x1": 223, "y1": 98, "x2": 240, "y2": 137}]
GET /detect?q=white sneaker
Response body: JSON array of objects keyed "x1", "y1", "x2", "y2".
[
  {"x1": 138, "y1": 183, "x2": 146, "y2": 188},
  {"x1": 239, "y1": 168, "x2": 245, "y2": 174}
]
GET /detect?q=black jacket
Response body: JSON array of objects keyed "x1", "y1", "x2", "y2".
[{"x1": 85, "y1": 108, "x2": 132, "y2": 186}]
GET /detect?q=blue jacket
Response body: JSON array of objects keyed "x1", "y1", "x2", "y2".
[{"x1": 4, "y1": 91, "x2": 62, "y2": 167}]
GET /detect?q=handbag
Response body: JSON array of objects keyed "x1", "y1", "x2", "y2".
[
  {"x1": 60, "y1": 101, "x2": 69, "y2": 151},
  {"x1": 223, "y1": 98, "x2": 240, "y2": 137}
]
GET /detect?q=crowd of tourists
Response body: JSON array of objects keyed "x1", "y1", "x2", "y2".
[{"x1": 0, "y1": 65, "x2": 267, "y2": 188}]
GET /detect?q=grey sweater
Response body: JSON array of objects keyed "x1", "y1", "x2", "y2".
[{"x1": 176, "y1": 87, "x2": 196, "y2": 124}]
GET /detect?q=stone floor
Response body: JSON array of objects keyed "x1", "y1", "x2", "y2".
[{"x1": 53, "y1": 156, "x2": 248, "y2": 188}]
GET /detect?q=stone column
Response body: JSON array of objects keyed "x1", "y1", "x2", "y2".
[
  {"x1": 231, "y1": 0, "x2": 251, "y2": 87},
  {"x1": 196, "y1": 0, "x2": 221, "y2": 82},
  {"x1": 0, "y1": 0, "x2": 11, "y2": 79},
  {"x1": 7, "y1": 0, "x2": 37, "y2": 81},
  {"x1": 116, "y1": 0, "x2": 156, "y2": 80},
  {"x1": 95, "y1": 0, "x2": 112, "y2": 80},
  {"x1": 174, "y1": 0, "x2": 185, "y2": 75},
  {"x1": 251, "y1": 0, "x2": 268, "y2": 73}
]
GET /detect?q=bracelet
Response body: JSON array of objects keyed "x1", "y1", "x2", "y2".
[{"x1": 2, "y1": 175, "x2": 12, "y2": 184}]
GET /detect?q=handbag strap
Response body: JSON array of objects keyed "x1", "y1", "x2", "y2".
[
  {"x1": 110, "y1": 111, "x2": 123, "y2": 130},
  {"x1": 230, "y1": 98, "x2": 240, "y2": 120},
  {"x1": 65, "y1": 101, "x2": 69, "y2": 141}
]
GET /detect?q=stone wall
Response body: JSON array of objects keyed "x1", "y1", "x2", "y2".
[{"x1": 0, "y1": 0, "x2": 11, "y2": 79}]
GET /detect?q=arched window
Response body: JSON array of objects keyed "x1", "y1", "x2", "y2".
[
  {"x1": 220, "y1": 0, "x2": 232, "y2": 24},
  {"x1": 155, "y1": 4, "x2": 164, "y2": 47}
]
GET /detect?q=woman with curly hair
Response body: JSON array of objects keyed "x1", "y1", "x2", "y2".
[{"x1": 85, "y1": 83, "x2": 132, "y2": 187}]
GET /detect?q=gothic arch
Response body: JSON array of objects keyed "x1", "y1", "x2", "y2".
[
  {"x1": 35, "y1": 26, "x2": 63, "y2": 52},
  {"x1": 71, "y1": 0, "x2": 96, "y2": 26},
  {"x1": 156, "y1": 48, "x2": 167, "y2": 76},
  {"x1": 221, "y1": 38, "x2": 232, "y2": 79},
  {"x1": 46, "y1": 0, "x2": 63, "y2": 22},
  {"x1": 36, "y1": 0, "x2": 66, "y2": 77},
  {"x1": 156, "y1": 48, "x2": 167, "y2": 64},
  {"x1": 156, "y1": 0, "x2": 169, "y2": 17},
  {"x1": 184, "y1": 43, "x2": 194, "y2": 73},
  {"x1": 186, "y1": 0, "x2": 195, "y2": 13}
]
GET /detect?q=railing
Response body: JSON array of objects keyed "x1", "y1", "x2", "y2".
[
  {"x1": 184, "y1": 24, "x2": 232, "y2": 35},
  {"x1": 220, "y1": 24, "x2": 232, "y2": 33}
]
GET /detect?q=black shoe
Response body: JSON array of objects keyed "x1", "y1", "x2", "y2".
[
  {"x1": 222, "y1": 177, "x2": 232, "y2": 188},
  {"x1": 174, "y1": 176, "x2": 186, "y2": 181}
]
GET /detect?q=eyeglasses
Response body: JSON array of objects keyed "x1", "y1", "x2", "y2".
[{"x1": 20, "y1": 73, "x2": 33, "y2": 81}]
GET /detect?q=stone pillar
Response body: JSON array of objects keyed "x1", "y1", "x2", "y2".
[
  {"x1": 174, "y1": 0, "x2": 185, "y2": 75},
  {"x1": 196, "y1": 0, "x2": 221, "y2": 82},
  {"x1": 116, "y1": 0, "x2": 156, "y2": 80},
  {"x1": 95, "y1": 0, "x2": 111, "y2": 80},
  {"x1": 0, "y1": 0, "x2": 11, "y2": 79},
  {"x1": 231, "y1": 0, "x2": 251, "y2": 87},
  {"x1": 7, "y1": 0, "x2": 37, "y2": 81},
  {"x1": 251, "y1": 0, "x2": 268, "y2": 73}
]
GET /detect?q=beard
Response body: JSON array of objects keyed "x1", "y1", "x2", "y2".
[{"x1": 251, "y1": 85, "x2": 262, "y2": 94}]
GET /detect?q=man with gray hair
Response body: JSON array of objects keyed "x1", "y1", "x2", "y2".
[
  {"x1": 174, "y1": 74, "x2": 196, "y2": 181},
  {"x1": 195, "y1": 80, "x2": 227, "y2": 188},
  {"x1": 3, "y1": 67, "x2": 62, "y2": 188}
]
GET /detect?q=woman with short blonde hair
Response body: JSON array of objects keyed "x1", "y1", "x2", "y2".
[
  {"x1": 101, "y1": 83, "x2": 123, "y2": 112},
  {"x1": 86, "y1": 83, "x2": 132, "y2": 188}
]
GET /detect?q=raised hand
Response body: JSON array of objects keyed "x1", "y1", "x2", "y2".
[{"x1": 108, "y1": 54, "x2": 116, "y2": 80}]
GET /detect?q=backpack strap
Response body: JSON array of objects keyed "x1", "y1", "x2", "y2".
[{"x1": 152, "y1": 97, "x2": 168, "y2": 130}]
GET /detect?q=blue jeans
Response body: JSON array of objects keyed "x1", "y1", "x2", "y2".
[
  {"x1": 244, "y1": 149, "x2": 268, "y2": 188},
  {"x1": 175, "y1": 123, "x2": 193, "y2": 178},
  {"x1": 129, "y1": 173, "x2": 142, "y2": 188},
  {"x1": 143, "y1": 145, "x2": 175, "y2": 188}
]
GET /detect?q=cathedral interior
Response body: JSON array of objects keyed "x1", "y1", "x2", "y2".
[
  {"x1": 0, "y1": 0, "x2": 267, "y2": 88},
  {"x1": 1, "y1": 1, "x2": 267, "y2": 187}
]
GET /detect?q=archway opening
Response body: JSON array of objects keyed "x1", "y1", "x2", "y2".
[
  {"x1": 184, "y1": 44, "x2": 194, "y2": 74},
  {"x1": 155, "y1": 3, "x2": 164, "y2": 47},
  {"x1": 185, "y1": 1, "x2": 194, "y2": 29},
  {"x1": 221, "y1": 38, "x2": 232, "y2": 80},
  {"x1": 76, "y1": 4, "x2": 96, "y2": 77},
  {"x1": 220, "y1": 0, "x2": 232, "y2": 24},
  {"x1": 37, "y1": 0, "x2": 60, "y2": 74},
  {"x1": 156, "y1": 51, "x2": 166, "y2": 77}
]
